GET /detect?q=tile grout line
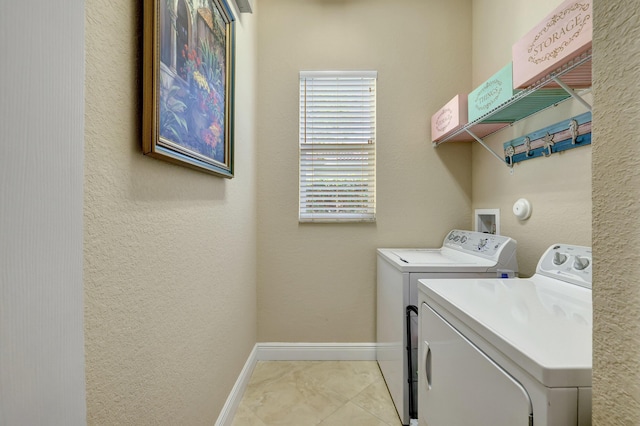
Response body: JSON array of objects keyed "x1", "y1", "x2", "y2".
[{"x1": 232, "y1": 361, "x2": 400, "y2": 425}]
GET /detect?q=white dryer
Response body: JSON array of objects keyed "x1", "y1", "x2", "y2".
[
  {"x1": 418, "y1": 244, "x2": 592, "y2": 426},
  {"x1": 377, "y1": 230, "x2": 518, "y2": 425}
]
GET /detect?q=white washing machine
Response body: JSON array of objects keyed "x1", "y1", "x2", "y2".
[
  {"x1": 418, "y1": 244, "x2": 592, "y2": 426},
  {"x1": 377, "y1": 230, "x2": 518, "y2": 425}
]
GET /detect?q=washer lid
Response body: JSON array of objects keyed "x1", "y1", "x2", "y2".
[
  {"x1": 419, "y1": 275, "x2": 592, "y2": 387},
  {"x1": 377, "y1": 248, "x2": 496, "y2": 273}
]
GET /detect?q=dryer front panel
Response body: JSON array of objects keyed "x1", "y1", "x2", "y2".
[{"x1": 419, "y1": 302, "x2": 533, "y2": 426}]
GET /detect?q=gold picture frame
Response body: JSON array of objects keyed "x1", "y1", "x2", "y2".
[{"x1": 143, "y1": 0, "x2": 235, "y2": 177}]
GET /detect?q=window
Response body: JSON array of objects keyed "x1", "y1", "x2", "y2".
[{"x1": 299, "y1": 71, "x2": 377, "y2": 222}]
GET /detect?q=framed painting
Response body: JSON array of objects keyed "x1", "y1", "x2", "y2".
[{"x1": 143, "y1": 0, "x2": 235, "y2": 177}]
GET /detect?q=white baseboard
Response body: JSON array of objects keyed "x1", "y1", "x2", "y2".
[
  {"x1": 215, "y1": 345, "x2": 258, "y2": 426},
  {"x1": 257, "y1": 342, "x2": 377, "y2": 361},
  {"x1": 215, "y1": 342, "x2": 377, "y2": 425}
]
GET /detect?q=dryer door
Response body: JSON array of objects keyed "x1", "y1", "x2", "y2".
[{"x1": 419, "y1": 302, "x2": 533, "y2": 426}]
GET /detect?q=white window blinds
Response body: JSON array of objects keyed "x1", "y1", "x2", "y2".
[{"x1": 299, "y1": 71, "x2": 377, "y2": 222}]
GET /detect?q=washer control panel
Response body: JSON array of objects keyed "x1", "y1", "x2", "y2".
[
  {"x1": 443, "y1": 230, "x2": 515, "y2": 258},
  {"x1": 537, "y1": 244, "x2": 592, "y2": 289}
]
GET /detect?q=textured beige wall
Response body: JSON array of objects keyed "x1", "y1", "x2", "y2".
[
  {"x1": 472, "y1": 0, "x2": 562, "y2": 85},
  {"x1": 471, "y1": 0, "x2": 592, "y2": 276},
  {"x1": 257, "y1": 0, "x2": 473, "y2": 342},
  {"x1": 84, "y1": 2, "x2": 258, "y2": 424},
  {"x1": 592, "y1": 1, "x2": 640, "y2": 423},
  {"x1": 472, "y1": 101, "x2": 592, "y2": 276}
]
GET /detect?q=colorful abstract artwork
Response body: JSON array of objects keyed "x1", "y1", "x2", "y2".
[{"x1": 144, "y1": 0, "x2": 235, "y2": 177}]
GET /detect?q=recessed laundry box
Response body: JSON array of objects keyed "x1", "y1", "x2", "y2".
[
  {"x1": 512, "y1": 0, "x2": 592, "y2": 89},
  {"x1": 431, "y1": 94, "x2": 508, "y2": 143}
]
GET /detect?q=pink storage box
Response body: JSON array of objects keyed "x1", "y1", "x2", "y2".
[
  {"x1": 431, "y1": 95, "x2": 468, "y2": 142},
  {"x1": 512, "y1": 0, "x2": 592, "y2": 89},
  {"x1": 431, "y1": 94, "x2": 508, "y2": 144}
]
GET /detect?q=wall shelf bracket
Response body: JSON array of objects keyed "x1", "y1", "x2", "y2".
[
  {"x1": 464, "y1": 128, "x2": 509, "y2": 167},
  {"x1": 551, "y1": 76, "x2": 592, "y2": 111}
]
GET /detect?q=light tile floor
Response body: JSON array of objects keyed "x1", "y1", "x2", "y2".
[{"x1": 231, "y1": 361, "x2": 403, "y2": 426}]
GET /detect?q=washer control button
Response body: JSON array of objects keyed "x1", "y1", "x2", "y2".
[
  {"x1": 553, "y1": 252, "x2": 568, "y2": 265},
  {"x1": 573, "y1": 256, "x2": 590, "y2": 270}
]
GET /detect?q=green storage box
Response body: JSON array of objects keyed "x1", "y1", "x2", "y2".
[
  {"x1": 468, "y1": 62, "x2": 572, "y2": 124},
  {"x1": 468, "y1": 63, "x2": 518, "y2": 123}
]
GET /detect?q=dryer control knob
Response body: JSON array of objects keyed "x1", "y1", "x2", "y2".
[
  {"x1": 553, "y1": 252, "x2": 568, "y2": 265},
  {"x1": 573, "y1": 256, "x2": 590, "y2": 270}
]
